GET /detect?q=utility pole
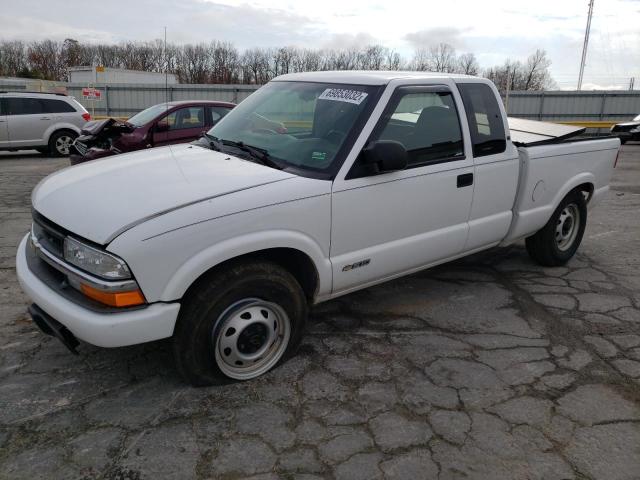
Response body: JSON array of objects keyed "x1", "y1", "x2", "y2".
[
  {"x1": 505, "y1": 66, "x2": 511, "y2": 113},
  {"x1": 630, "y1": 77, "x2": 636, "y2": 91},
  {"x1": 164, "y1": 26, "x2": 168, "y2": 104},
  {"x1": 577, "y1": 0, "x2": 594, "y2": 90}
]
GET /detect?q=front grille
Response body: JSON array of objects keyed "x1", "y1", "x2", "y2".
[
  {"x1": 32, "y1": 215, "x2": 65, "y2": 258},
  {"x1": 73, "y1": 140, "x2": 88, "y2": 156}
]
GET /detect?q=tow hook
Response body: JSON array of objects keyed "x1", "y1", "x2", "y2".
[{"x1": 28, "y1": 304, "x2": 80, "y2": 355}]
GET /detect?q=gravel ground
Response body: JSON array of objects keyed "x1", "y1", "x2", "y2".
[{"x1": 0, "y1": 145, "x2": 639, "y2": 480}]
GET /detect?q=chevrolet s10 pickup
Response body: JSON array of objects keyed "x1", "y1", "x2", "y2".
[{"x1": 16, "y1": 71, "x2": 620, "y2": 385}]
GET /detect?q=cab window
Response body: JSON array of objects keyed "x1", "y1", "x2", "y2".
[
  {"x1": 374, "y1": 89, "x2": 464, "y2": 167},
  {"x1": 457, "y1": 83, "x2": 506, "y2": 157}
]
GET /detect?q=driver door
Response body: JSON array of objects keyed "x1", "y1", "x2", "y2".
[{"x1": 330, "y1": 86, "x2": 474, "y2": 294}]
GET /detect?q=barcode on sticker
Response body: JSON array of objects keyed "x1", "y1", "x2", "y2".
[{"x1": 318, "y1": 88, "x2": 368, "y2": 105}]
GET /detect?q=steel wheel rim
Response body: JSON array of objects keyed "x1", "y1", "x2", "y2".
[
  {"x1": 555, "y1": 203, "x2": 580, "y2": 251},
  {"x1": 55, "y1": 136, "x2": 73, "y2": 155},
  {"x1": 213, "y1": 298, "x2": 291, "y2": 380}
]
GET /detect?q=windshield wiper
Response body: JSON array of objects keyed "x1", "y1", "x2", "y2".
[
  {"x1": 202, "y1": 132, "x2": 221, "y2": 151},
  {"x1": 220, "y1": 139, "x2": 283, "y2": 170}
]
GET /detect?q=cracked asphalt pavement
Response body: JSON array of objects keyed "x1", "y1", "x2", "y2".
[{"x1": 1, "y1": 145, "x2": 639, "y2": 480}]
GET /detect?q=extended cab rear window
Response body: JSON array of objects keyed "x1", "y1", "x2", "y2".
[{"x1": 457, "y1": 83, "x2": 507, "y2": 157}]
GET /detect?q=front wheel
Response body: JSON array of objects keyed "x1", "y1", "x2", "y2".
[
  {"x1": 173, "y1": 261, "x2": 307, "y2": 386},
  {"x1": 525, "y1": 190, "x2": 587, "y2": 266},
  {"x1": 48, "y1": 130, "x2": 77, "y2": 157}
]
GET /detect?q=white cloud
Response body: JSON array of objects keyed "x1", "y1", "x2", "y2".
[{"x1": 0, "y1": 0, "x2": 638, "y2": 88}]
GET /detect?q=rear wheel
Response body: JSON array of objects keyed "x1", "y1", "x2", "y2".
[
  {"x1": 173, "y1": 261, "x2": 307, "y2": 386},
  {"x1": 48, "y1": 130, "x2": 77, "y2": 157},
  {"x1": 525, "y1": 190, "x2": 587, "y2": 266}
]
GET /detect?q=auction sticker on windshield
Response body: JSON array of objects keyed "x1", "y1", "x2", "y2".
[{"x1": 318, "y1": 88, "x2": 368, "y2": 105}]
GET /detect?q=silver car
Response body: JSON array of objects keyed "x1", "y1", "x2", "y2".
[{"x1": 0, "y1": 91, "x2": 90, "y2": 156}]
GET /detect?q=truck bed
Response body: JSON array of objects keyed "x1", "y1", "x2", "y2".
[{"x1": 503, "y1": 136, "x2": 620, "y2": 243}]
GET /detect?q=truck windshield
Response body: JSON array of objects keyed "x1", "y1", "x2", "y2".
[{"x1": 207, "y1": 81, "x2": 379, "y2": 174}]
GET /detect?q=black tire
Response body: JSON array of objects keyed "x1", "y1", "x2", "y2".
[
  {"x1": 620, "y1": 138, "x2": 627, "y2": 145},
  {"x1": 525, "y1": 189, "x2": 587, "y2": 266},
  {"x1": 173, "y1": 261, "x2": 308, "y2": 386},
  {"x1": 48, "y1": 130, "x2": 77, "y2": 157}
]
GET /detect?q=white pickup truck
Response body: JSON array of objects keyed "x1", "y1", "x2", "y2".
[{"x1": 16, "y1": 71, "x2": 619, "y2": 385}]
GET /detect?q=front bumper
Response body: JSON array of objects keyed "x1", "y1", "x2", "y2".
[
  {"x1": 69, "y1": 145, "x2": 115, "y2": 165},
  {"x1": 16, "y1": 234, "x2": 180, "y2": 348}
]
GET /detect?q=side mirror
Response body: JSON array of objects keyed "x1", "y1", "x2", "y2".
[
  {"x1": 361, "y1": 140, "x2": 408, "y2": 172},
  {"x1": 156, "y1": 121, "x2": 169, "y2": 133}
]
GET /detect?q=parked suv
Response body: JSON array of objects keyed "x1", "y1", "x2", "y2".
[
  {"x1": 0, "y1": 91, "x2": 90, "y2": 156},
  {"x1": 69, "y1": 100, "x2": 235, "y2": 165}
]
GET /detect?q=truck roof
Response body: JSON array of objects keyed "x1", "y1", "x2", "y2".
[{"x1": 273, "y1": 70, "x2": 479, "y2": 86}]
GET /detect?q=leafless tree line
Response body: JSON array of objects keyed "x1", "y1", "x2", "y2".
[
  {"x1": 484, "y1": 49, "x2": 556, "y2": 93},
  {"x1": 0, "y1": 38, "x2": 554, "y2": 90}
]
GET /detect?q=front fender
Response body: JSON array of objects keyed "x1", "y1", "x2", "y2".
[{"x1": 160, "y1": 229, "x2": 332, "y2": 302}]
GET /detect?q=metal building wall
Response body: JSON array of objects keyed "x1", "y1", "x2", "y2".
[
  {"x1": 63, "y1": 83, "x2": 260, "y2": 118},
  {"x1": 2, "y1": 78, "x2": 639, "y2": 131},
  {"x1": 506, "y1": 91, "x2": 640, "y2": 133}
]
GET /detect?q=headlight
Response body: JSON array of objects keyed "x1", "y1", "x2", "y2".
[{"x1": 63, "y1": 236, "x2": 131, "y2": 280}]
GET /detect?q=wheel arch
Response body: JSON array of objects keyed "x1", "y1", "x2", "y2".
[
  {"x1": 551, "y1": 173, "x2": 595, "y2": 210},
  {"x1": 45, "y1": 124, "x2": 81, "y2": 143},
  {"x1": 160, "y1": 231, "x2": 332, "y2": 304}
]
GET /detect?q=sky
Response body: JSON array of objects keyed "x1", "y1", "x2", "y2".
[{"x1": 0, "y1": 0, "x2": 638, "y2": 89}]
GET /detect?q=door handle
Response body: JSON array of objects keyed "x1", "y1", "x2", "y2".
[
  {"x1": 457, "y1": 173, "x2": 473, "y2": 188},
  {"x1": 39, "y1": 117, "x2": 51, "y2": 120}
]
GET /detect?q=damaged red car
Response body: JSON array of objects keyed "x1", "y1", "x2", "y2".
[{"x1": 69, "y1": 100, "x2": 235, "y2": 165}]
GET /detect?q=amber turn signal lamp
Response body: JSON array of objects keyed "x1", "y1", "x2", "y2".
[{"x1": 80, "y1": 284, "x2": 146, "y2": 307}]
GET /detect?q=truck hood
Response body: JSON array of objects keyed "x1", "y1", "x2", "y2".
[{"x1": 32, "y1": 144, "x2": 295, "y2": 244}]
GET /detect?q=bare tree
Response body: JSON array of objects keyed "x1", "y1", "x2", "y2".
[
  {"x1": 0, "y1": 38, "x2": 556, "y2": 89},
  {"x1": 385, "y1": 50, "x2": 403, "y2": 71},
  {"x1": 522, "y1": 49, "x2": 554, "y2": 90},
  {"x1": 411, "y1": 48, "x2": 431, "y2": 71},
  {"x1": 411, "y1": 43, "x2": 457, "y2": 72},
  {"x1": 484, "y1": 51, "x2": 554, "y2": 95},
  {"x1": 27, "y1": 40, "x2": 66, "y2": 80},
  {"x1": 0, "y1": 41, "x2": 28, "y2": 77},
  {"x1": 241, "y1": 48, "x2": 269, "y2": 84},
  {"x1": 456, "y1": 52, "x2": 479, "y2": 75},
  {"x1": 428, "y1": 43, "x2": 458, "y2": 73}
]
